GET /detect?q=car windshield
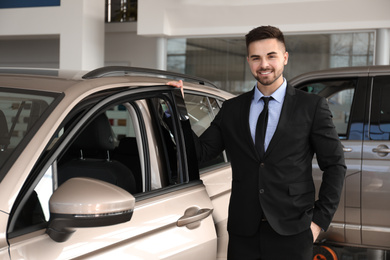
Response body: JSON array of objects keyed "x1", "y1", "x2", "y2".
[{"x1": 0, "y1": 88, "x2": 60, "y2": 180}]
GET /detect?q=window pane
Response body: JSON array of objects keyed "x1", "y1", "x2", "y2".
[
  {"x1": 0, "y1": 89, "x2": 57, "y2": 173},
  {"x1": 328, "y1": 89, "x2": 355, "y2": 137},
  {"x1": 185, "y1": 94, "x2": 215, "y2": 136},
  {"x1": 370, "y1": 76, "x2": 390, "y2": 140},
  {"x1": 184, "y1": 93, "x2": 226, "y2": 170},
  {"x1": 299, "y1": 80, "x2": 356, "y2": 139},
  {"x1": 57, "y1": 105, "x2": 140, "y2": 194}
]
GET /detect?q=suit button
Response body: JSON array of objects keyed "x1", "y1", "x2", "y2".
[
  {"x1": 259, "y1": 189, "x2": 264, "y2": 194},
  {"x1": 260, "y1": 163, "x2": 265, "y2": 168}
]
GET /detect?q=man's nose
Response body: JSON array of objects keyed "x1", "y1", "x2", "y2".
[{"x1": 259, "y1": 59, "x2": 269, "y2": 69}]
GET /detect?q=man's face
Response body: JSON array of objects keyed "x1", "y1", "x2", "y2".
[{"x1": 247, "y1": 38, "x2": 289, "y2": 91}]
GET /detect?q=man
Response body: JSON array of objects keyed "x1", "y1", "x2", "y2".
[{"x1": 169, "y1": 25, "x2": 346, "y2": 260}]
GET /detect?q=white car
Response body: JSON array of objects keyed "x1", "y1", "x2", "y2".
[{"x1": 0, "y1": 67, "x2": 234, "y2": 259}]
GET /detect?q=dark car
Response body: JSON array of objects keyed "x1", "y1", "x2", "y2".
[{"x1": 290, "y1": 65, "x2": 390, "y2": 257}]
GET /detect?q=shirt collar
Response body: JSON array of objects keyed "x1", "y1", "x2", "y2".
[{"x1": 253, "y1": 78, "x2": 287, "y2": 104}]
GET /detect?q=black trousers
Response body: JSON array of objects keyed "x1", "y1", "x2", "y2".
[{"x1": 227, "y1": 220, "x2": 313, "y2": 260}]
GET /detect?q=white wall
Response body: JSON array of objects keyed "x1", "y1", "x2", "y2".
[
  {"x1": 105, "y1": 23, "x2": 162, "y2": 69},
  {"x1": 138, "y1": 0, "x2": 390, "y2": 37},
  {"x1": 0, "y1": 36, "x2": 60, "y2": 68},
  {"x1": 0, "y1": 0, "x2": 389, "y2": 70},
  {"x1": 0, "y1": 0, "x2": 105, "y2": 70}
]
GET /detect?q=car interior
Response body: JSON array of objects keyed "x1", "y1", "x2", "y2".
[{"x1": 57, "y1": 113, "x2": 138, "y2": 194}]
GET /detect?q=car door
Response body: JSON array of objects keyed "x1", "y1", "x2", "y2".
[
  {"x1": 361, "y1": 75, "x2": 390, "y2": 249},
  {"x1": 7, "y1": 86, "x2": 217, "y2": 259},
  {"x1": 183, "y1": 90, "x2": 232, "y2": 259},
  {"x1": 295, "y1": 77, "x2": 368, "y2": 245}
]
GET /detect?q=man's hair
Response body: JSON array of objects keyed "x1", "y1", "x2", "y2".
[{"x1": 245, "y1": 25, "x2": 286, "y2": 53}]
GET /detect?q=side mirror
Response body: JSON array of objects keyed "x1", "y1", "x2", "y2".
[{"x1": 46, "y1": 177, "x2": 135, "y2": 242}]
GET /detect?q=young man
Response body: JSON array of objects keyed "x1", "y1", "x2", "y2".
[{"x1": 169, "y1": 25, "x2": 346, "y2": 260}]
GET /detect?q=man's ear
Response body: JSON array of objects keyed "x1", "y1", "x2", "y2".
[{"x1": 284, "y1": 52, "x2": 289, "y2": 65}]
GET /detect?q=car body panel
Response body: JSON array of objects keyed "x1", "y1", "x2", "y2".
[
  {"x1": 8, "y1": 185, "x2": 216, "y2": 260},
  {"x1": 290, "y1": 65, "x2": 390, "y2": 250},
  {"x1": 200, "y1": 165, "x2": 232, "y2": 259},
  {"x1": 0, "y1": 211, "x2": 8, "y2": 256}
]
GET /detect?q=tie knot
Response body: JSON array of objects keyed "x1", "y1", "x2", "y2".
[{"x1": 261, "y1": 96, "x2": 272, "y2": 106}]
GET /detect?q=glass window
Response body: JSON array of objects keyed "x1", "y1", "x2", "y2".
[
  {"x1": 0, "y1": 89, "x2": 59, "y2": 178},
  {"x1": 185, "y1": 94, "x2": 219, "y2": 136},
  {"x1": 299, "y1": 80, "x2": 356, "y2": 139},
  {"x1": 327, "y1": 89, "x2": 355, "y2": 138},
  {"x1": 105, "y1": 0, "x2": 137, "y2": 22},
  {"x1": 370, "y1": 76, "x2": 390, "y2": 140},
  {"x1": 330, "y1": 33, "x2": 375, "y2": 67},
  {"x1": 167, "y1": 32, "x2": 375, "y2": 94},
  {"x1": 184, "y1": 93, "x2": 226, "y2": 170}
]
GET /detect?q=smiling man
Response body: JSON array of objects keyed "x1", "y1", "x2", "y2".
[{"x1": 168, "y1": 25, "x2": 346, "y2": 260}]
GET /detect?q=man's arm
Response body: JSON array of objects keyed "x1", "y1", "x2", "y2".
[
  {"x1": 310, "y1": 97, "x2": 346, "y2": 231},
  {"x1": 167, "y1": 80, "x2": 225, "y2": 163}
]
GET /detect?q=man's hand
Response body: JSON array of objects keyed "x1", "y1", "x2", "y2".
[
  {"x1": 310, "y1": 222, "x2": 321, "y2": 243},
  {"x1": 166, "y1": 80, "x2": 184, "y2": 98}
]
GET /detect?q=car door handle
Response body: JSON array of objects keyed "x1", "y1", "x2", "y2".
[
  {"x1": 177, "y1": 207, "x2": 213, "y2": 229},
  {"x1": 372, "y1": 144, "x2": 390, "y2": 157},
  {"x1": 343, "y1": 147, "x2": 352, "y2": 152}
]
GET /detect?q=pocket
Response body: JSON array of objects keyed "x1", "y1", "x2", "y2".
[
  {"x1": 288, "y1": 181, "x2": 315, "y2": 196},
  {"x1": 308, "y1": 227, "x2": 314, "y2": 243}
]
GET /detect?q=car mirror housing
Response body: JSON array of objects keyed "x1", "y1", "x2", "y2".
[{"x1": 46, "y1": 177, "x2": 135, "y2": 242}]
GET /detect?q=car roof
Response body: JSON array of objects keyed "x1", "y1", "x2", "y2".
[
  {"x1": 290, "y1": 65, "x2": 390, "y2": 86},
  {"x1": 0, "y1": 67, "x2": 230, "y2": 96}
]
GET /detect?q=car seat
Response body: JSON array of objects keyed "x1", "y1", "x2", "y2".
[
  {"x1": 112, "y1": 137, "x2": 142, "y2": 193},
  {"x1": 58, "y1": 113, "x2": 136, "y2": 194}
]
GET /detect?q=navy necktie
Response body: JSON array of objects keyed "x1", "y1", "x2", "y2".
[{"x1": 255, "y1": 97, "x2": 272, "y2": 159}]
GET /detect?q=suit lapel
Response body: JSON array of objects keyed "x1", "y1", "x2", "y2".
[
  {"x1": 265, "y1": 84, "x2": 297, "y2": 157},
  {"x1": 241, "y1": 88, "x2": 258, "y2": 155}
]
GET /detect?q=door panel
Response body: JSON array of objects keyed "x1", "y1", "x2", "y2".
[
  {"x1": 298, "y1": 78, "x2": 363, "y2": 244},
  {"x1": 362, "y1": 76, "x2": 390, "y2": 248},
  {"x1": 8, "y1": 88, "x2": 217, "y2": 259},
  {"x1": 0, "y1": 212, "x2": 9, "y2": 260},
  {"x1": 183, "y1": 91, "x2": 231, "y2": 259},
  {"x1": 8, "y1": 184, "x2": 216, "y2": 259}
]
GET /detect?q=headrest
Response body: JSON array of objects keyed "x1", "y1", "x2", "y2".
[
  {"x1": 0, "y1": 110, "x2": 10, "y2": 147},
  {"x1": 73, "y1": 113, "x2": 115, "y2": 151}
]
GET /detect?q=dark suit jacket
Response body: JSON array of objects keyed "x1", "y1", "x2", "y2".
[{"x1": 195, "y1": 84, "x2": 346, "y2": 236}]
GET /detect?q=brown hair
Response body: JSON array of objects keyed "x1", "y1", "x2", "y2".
[{"x1": 245, "y1": 26, "x2": 286, "y2": 54}]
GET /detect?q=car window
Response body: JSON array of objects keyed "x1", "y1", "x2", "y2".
[
  {"x1": 185, "y1": 94, "x2": 219, "y2": 136},
  {"x1": 0, "y1": 89, "x2": 60, "y2": 180},
  {"x1": 8, "y1": 92, "x2": 189, "y2": 237},
  {"x1": 299, "y1": 80, "x2": 356, "y2": 140},
  {"x1": 184, "y1": 93, "x2": 228, "y2": 170},
  {"x1": 369, "y1": 76, "x2": 390, "y2": 140}
]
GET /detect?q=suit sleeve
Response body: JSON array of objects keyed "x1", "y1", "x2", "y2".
[
  {"x1": 193, "y1": 103, "x2": 226, "y2": 163},
  {"x1": 310, "y1": 97, "x2": 346, "y2": 231}
]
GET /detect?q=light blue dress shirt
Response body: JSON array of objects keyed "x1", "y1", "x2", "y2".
[{"x1": 249, "y1": 79, "x2": 287, "y2": 151}]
